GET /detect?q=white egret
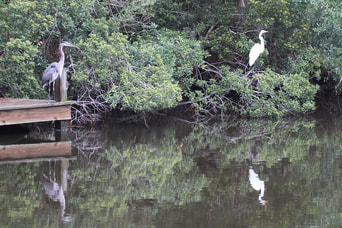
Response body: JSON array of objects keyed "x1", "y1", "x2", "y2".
[
  {"x1": 248, "y1": 30, "x2": 269, "y2": 67},
  {"x1": 249, "y1": 167, "x2": 267, "y2": 205}
]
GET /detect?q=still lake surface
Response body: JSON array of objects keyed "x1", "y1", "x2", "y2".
[{"x1": 1, "y1": 115, "x2": 342, "y2": 227}]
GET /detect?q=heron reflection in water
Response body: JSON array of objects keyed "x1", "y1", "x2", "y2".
[
  {"x1": 42, "y1": 160, "x2": 72, "y2": 223},
  {"x1": 249, "y1": 167, "x2": 267, "y2": 206}
]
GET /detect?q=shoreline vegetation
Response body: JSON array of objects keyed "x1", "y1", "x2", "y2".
[{"x1": 1, "y1": 0, "x2": 342, "y2": 125}]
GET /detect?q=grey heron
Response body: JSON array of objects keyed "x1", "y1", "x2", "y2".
[{"x1": 42, "y1": 41, "x2": 77, "y2": 102}]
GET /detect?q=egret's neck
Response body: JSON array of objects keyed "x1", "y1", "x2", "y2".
[
  {"x1": 259, "y1": 34, "x2": 265, "y2": 48},
  {"x1": 260, "y1": 34, "x2": 265, "y2": 45},
  {"x1": 259, "y1": 185, "x2": 265, "y2": 198}
]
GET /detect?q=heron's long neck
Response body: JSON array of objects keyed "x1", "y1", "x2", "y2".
[
  {"x1": 59, "y1": 45, "x2": 65, "y2": 67},
  {"x1": 57, "y1": 44, "x2": 65, "y2": 75}
]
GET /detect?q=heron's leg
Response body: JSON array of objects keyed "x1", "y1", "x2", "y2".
[
  {"x1": 48, "y1": 83, "x2": 51, "y2": 103},
  {"x1": 52, "y1": 81, "x2": 55, "y2": 102},
  {"x1": 52, "y1": 81, "x2": 54, "y2": 101}
]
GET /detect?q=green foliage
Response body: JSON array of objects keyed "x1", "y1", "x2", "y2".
[
  {"x1": 0, "y1": 0, "x2": 54, "y2": 98},
  {"x1": 0, "y1": 0, "x2": 54, "y2": 42},
  {"x1": 0, "y1": 0, "x2": 208, "y2": 117},
  {"x1": 72, "y1": 32, "x2": 129, "y2": 100},
  {"x1": 1, "y1": 0, "x2": 341, "y2": 119},
  {"x1": 0, "y1": 38, "x2": 44, "y2": 98},
  {"x1": 307, "y1": 0, "x2": 342, "y2": 89},
  {"x1": 218, "y1": 68, "x2": 318, "y2": 117},
  {"x1": 207, "y1": 31, "x2": 251, "y2": 66},
  {"x1": 73, "y1": 28, "x2": 205, "y2": 112},
  {"x1": 151, "y1": 0, "x2": 321, "y2": 117},
  {"x1": 247, "y1": 0, "x2": 310, "y2": 69},
  {"x1": 153, "y1": 0, "x2": 236, "y2": 34}
]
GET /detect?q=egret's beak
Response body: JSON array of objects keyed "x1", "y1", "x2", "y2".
[{"x1": 264, "y1": 30, "x2": 269, "y2": 33}]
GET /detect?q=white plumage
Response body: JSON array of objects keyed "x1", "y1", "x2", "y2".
[
  {"x1": 249, "y1": 30, "x2": 268, "y2": 66},
  {"x1": 249, "y1": 167, "x2": 267, "y2": 205}
]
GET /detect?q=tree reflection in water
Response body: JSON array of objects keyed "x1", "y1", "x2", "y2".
[{"x1": 1, "y1": 117, "x2": 342, "y2": 227}]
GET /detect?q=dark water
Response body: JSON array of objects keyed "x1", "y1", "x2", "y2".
[{"x1": 1, "y1": 116, "x2": 342, "y2": 227}]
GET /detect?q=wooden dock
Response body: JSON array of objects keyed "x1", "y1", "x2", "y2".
[{"x1": 0, "y1": 98, "x2": 74, "y2": 126}]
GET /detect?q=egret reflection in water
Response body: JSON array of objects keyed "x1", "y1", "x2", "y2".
[{"x1": 249, "y1": 167, "x2": 267, "y2": 206}]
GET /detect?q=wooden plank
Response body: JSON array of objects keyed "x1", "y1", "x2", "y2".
[
  {"x1": 0, "y1": 98, "x2": 74, "y2": 126},
  {"x1": 0, "y1": 105, "x2": 71, "y2": 125},
  {"x1": 0, "y1": 98, "x2": 74, "y2": 111},
  {"x1": 0, "y1": 141, "x2": 71, "y2": 160}
]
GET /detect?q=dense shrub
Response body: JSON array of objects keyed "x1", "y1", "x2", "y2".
[{"x1": 0, "y1": 0, "x2": 340, "y2": 121}]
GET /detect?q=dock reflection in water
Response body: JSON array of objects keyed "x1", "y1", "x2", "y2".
[{"x1": 0, "y1": 132, "x2": 75, "y2": 225}]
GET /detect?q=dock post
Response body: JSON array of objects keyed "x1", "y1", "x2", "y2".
[
  {"x1": 55, "y1": 68, "x2": 68, "y2": 103},
  {"x1": 55, "y1": 68, "x2": 69, "y2": 131}
]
